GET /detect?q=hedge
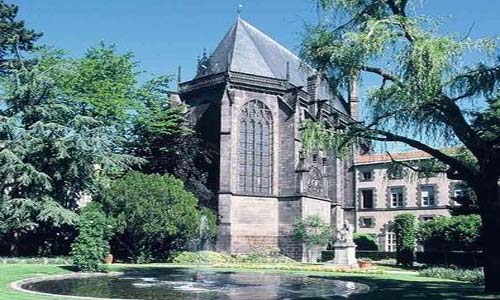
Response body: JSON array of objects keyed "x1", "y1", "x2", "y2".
[
  {"x1": 419, "y1": 267, "x2": 484, "y2": 286},
  {"x1": 357, "y1": 251, "x2": 397, "y2": 261},
  {"x1": 324, "y1": 250, "x2": 482, "y2": 265},
  {"x1": 321, "y1": 250, "x2": 335, "y2": 262},
  {"x1": 321, "y1": 250, "x2": 398, "y2": 262},
  {"x1": 416, "y1": 251, "x2": 484, "y2": 268},
  {"x1": 353, "y1": 233, "x2": 378, "y2": 250},
  {"x1": 394, "y1": 214, "x2": 417, "y2": 267}
]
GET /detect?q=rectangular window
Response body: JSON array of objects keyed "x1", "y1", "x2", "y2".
[
  {"x1": 390, "y1": 187, "x2": 404, "y2": 207},
  {"x1": 361, "y1": 171, "x2": 373, "y2": 181},
  {"x1": 420, "y1": 185, "x2": 436, "y2": 206},
  {"x1": 360, "y1": 217, "x2": 374, "y2": 228},
  {"x1": 386, "y1": 232, "x2": 396, "y2": 252},
  {"x1": 361, "y1": 189, "x2": 374, "y2": 209},
  {"x1": 421, "y1": 216, "x2": 434, "y2": 222},
  {"x1": 453, "y1": 186, "x2": 465, "y2": 198}
]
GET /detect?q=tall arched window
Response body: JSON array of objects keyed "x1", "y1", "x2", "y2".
[{"x1": 238, "y1": 100, "x2": 273, "y2": 194}]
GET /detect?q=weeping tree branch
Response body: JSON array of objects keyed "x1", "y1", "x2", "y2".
[
  {"x1": 385, "y1": 151, "x2": 447, "y2": 174},
  {"x1": 351, "y1": 126, "x2": 477, "y2": 181},
  {"x1": 437, "y1": 95, "x2": 486, "y2": 158},
  {"x1": 361, "y1": 65, "x2": 400, "y2": 82},
  {"x1": 385, "y1": 0, "x2": 414, "y2": 42}
]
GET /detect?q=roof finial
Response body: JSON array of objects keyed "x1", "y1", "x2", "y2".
[{"x1": 237, "y1": 3, "x2": 243, "y2": 17}]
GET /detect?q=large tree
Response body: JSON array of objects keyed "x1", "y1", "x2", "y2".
[
  {"x1": 61, "y1": 43, "x2": 139, "y2": 126},
  {"x1": 0, "y1": 0, "x2": 41, "y2": 74},
  {"x1": 0, "y1": 3, "x2": 139, "y2": 255},
  {"x1": 0, "y1": 48, "x2": 139, "y2": 255},
  {"x1": 129, "y1": 76, "x2": 215, "y2": 209},
  {"x1": 302, "y1": 0, "x2": 499, "y2": 292}
]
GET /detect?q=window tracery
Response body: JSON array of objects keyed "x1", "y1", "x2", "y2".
[{"x1": 238, "y1": 100, "x2": 273, "y2": 194}]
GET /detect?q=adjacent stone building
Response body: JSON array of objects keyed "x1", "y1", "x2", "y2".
[
  {"x1": 177, "y1": 17, "x2": 357, "y2": 260},
  {"x1": 354, "y1": 151, "x2": 465, "y2": 251}
]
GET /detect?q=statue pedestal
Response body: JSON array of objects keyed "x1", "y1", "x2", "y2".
[{"x1": 330, "y1": 242, "x2": 358, "y2": 268}]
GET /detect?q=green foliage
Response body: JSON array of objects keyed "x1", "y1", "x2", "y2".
[
  {"x1": 0, "y1": 1, "x2": 41, "y2": 73},
  {"x1": 301, "y1": 120, "x2": 354, "y2": 156},
  {"x1": 300, "y1": 7, "x2": 500, "y2": 274},
  {"x1": 238, "y1": 247, "x2": 296, "y2": 263},
  {"x1": 449, "y1": 184, "x2": 479, "y2": 215},
  {"x1": 171, "y1": 251, "x2": 233, "y2": 264},
  {"x1": 61, "y1": 43, "x2": 139, "y2": 124},
  {"x1": 101, "y1": 172, "x2": 207, "y2": 263},
  {"x1": 417, "y1": 215, "x2": 482, "y2": 252},
  {"x1": 353, "y1": 233, "x2": 378, "y2": 250},
  {"x1": 0, "y1": 5, "x2": 141, "y2": 255},
  {"x1": 0, "y1": 46, "x2": 139, "y2": 255},
  {"x1": 394, "y1": 214, "x2": 417, "y2": 267},
  {"x1": 129, "y1": 77, "x2": 215, "y2": 208},
  {"x1": 386, "y1": 163, "x2": 405, "y2": 179},
  {"x1": 292, "y1": 215, "x2": 332, "y2": 247},
  {"x1": 0, "y1": 256, "x2": 71, "y2": 264},
  {"x1": 356, "y1": 250, "x2": 397, "y2": 261},
  {"x1": 321, "y1": 250, "x2": 335, "y2": 262},
  {"x1": 70, "y1": 203, "x2": 112, "y2": 272},
  {"x1": 170, "y1": 248, "x2": 295, "y2": 264},
  {"x1": 420, "y1": 267, "x2": 484, "y2": 286}
]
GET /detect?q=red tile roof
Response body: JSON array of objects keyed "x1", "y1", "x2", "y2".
[{"x1": 355, "y1": 150, "x2": 432, "y2": 164}]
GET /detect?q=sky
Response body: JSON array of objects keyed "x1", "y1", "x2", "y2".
[
  {"x1": 13, "y1": 0, "x2": 499, "y2": 82},
  {"x1": 11, "y1": 0, "x2": 499, "y2": 153}
]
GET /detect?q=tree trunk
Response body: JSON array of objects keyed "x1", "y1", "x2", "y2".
[{"x1": 475, "y1": 179, "x2": 500, "y2": 294}]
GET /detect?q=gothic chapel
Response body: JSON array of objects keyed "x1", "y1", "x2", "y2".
[{"x1": 176, "y1": 17, "x2": 358, "y2": 260}]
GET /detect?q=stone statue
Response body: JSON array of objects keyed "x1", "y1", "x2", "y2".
[
  {"x1": 336, "y1": 221, "x2": 353, "y2": 244},
  {"x1": 330, "y1": 220, "x2": 357, "y2": 267}
]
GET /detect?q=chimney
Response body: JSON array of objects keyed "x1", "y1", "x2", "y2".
[{"x1": 348, "y1": 72, "x2": 359, "y2": 121}]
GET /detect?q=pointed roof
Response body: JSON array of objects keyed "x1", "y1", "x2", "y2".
[
  {"x1": 196, "y1": 17, "x2": 312, "y2": 88},
  {"x1": 194, "y1": 17, "x2": 348, "y2": 114}
]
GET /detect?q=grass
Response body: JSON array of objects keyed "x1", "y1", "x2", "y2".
[{"x1": 0, "y1": 263, "x2": 498, "y2": 300}]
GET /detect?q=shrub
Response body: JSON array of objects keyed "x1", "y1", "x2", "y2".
[
  {"x1": 417, "y1": 215, "x2": 481, "y2": 252},
  {"x1": 353, "y1": 233, "x2": 378, "y2": 250},
  {"x1": 70, "y1": 203, "x2": 113, "y2": 272},
  {"x1": 321, "y1": 250, "x2": 335, "y2": 262},
  {"x1": 394, "y1": 214, "x2": 417, "y2": 267},
  {"x1": 357, "y1": 257, "x2": 373, "y2": 263},
  {"x1": 419, "y1": 267, "x2": 484, "y2": 286},
  {"x1": 0, "y1": 256, "x2": 71, "y2": 264},
  {"x1": 292, "y1": 215, "x2": 332, "y2": 262},
  {"x1": 171, "y1": 248, "x2": 295, "y2": 264},
  {"x1": 237, "y1": 247, "x2": 295, "y2": 263},
  {"x1": 356, "y1": 251, "x2": 397, "y2": 261},
  {"x1": 171, "y1": 251, "x2": 233, "y2": 264},
  {"x1": 416, "y1": 251, "x2": 483, "y2": 268},
  {"x1": 101, "y1": 172, "x2": 213, "y2": 262}
]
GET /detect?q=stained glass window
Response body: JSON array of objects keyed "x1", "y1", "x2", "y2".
[{"x1": 238, "y1": 100, "x2": 273, "y2": 194}]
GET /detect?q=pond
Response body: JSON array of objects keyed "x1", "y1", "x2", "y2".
[{"x1": 21, "y1": 268, "x2": 371, "y2": 300}]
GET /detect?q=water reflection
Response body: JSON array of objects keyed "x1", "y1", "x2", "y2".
[{"x1": 23, "y1": 268, "x2": 370, "y2": 300}]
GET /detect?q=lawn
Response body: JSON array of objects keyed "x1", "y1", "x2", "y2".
[{"x1": 0, "y1": 263, "x2": 497, "y2": 300}]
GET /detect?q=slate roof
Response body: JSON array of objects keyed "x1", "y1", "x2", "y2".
[
  {"x1": 195, "y1": 17, "x2": 347, "y2": 114},
  {"x1": 199, "y1": 18, "x2": 306, "y2": 83}
]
